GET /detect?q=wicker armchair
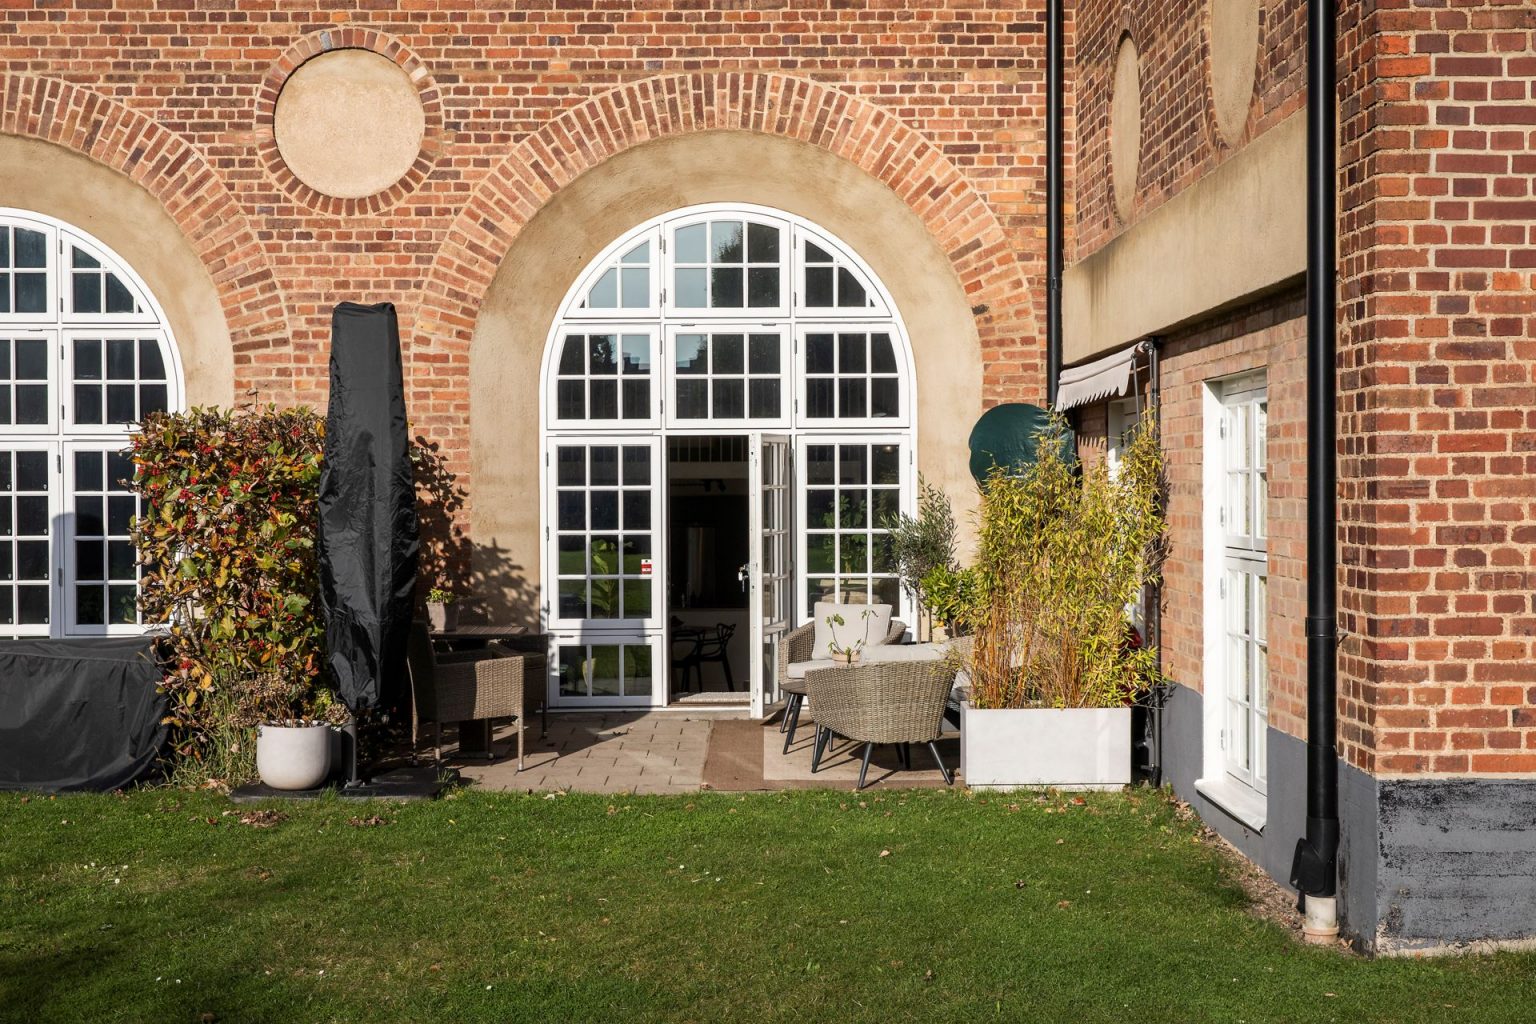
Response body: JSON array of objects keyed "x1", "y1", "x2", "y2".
[
  {"x1": 405, "y1": 621, "x2": 548, "y2": 770},
  {"x1": 777, "y1": 617, "x2": 906, "y2": 752},
  {"x1": 803, "y1": 659, "x2": 956, "y2": 790}
]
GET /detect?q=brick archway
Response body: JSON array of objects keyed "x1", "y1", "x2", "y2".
[
  {"x1": 416, "y1": 71, "x2": 1041, "y2": 409},
  {"x1": 0, "y1": 75, "x2": 291, "y2": 362}
]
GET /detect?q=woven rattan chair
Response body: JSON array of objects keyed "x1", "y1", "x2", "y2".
[
  {"x1": 405, "y1": 621, "x2": 548, "y2": 770},
  {"x1": 803, "y1": 659, "x2": 956, "y2": 790},
  {"x1": 778, "y1": 617, "x2": 905, "y2": 753}
]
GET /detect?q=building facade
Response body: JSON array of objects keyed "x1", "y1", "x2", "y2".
[
  {"x1": 2, "y1": 0, "x2": 1532, "y2": 952},
  {"x1": 1064, "y1": 0, "x2": 1536, "y2": 953}
]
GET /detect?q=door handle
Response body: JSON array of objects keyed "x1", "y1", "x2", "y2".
[{"x1": 738, "y1": 563, "x2": 751, "y2": 593}]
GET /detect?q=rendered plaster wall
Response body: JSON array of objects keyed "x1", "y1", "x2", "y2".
[
  {"x1": 467, "y1": 131, "x2": 985, "y2": 623},
  {"x1": 1062, "y1": 111, "x2": 1306, "y2": 366},
  {"x1": 0, "y1": 135, "x2": 235, "y2": 408}
]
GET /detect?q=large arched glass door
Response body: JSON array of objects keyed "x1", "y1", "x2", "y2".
[
  {"x1": 541, "y1": 204, "x2": 914, "y2": 712},
  {"x1": 0, "y1": 209, "x2": 184, "y2": 638}
]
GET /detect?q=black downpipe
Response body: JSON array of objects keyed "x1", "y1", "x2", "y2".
[
  {"x1": 1148, "y1": 337, "x2": 1165, "y2": 788},
  {"x1": 1290, "y1": 0, "x2": 1340, "y2": 899},
  {"x1": 1045, "y1": 0, "x2": 1063, "y2": 407}
]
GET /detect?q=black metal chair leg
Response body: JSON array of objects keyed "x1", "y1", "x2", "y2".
[
  {"x1": 856, "y1": 742, "x2": 875, "y2": 790},
  {"x1": 812, "y1": 725, "x2": 832, "y2": 773},
  {"x1": 928, "y1": 741, "x2": 954, "y2": 786},
  {"x1": 779, "y1": 692, "x2": 794, "y2": 733},
  {"x1": 896, "y1": 743, "x2": 910, "y2": 770},
  {"x1": 722, "y1": 655, "x2": 736, "y2": 691},
  {"x1": 782, "y1": 694, "x2": 804, "y2": 755}
]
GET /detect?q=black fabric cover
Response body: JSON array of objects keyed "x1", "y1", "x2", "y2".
[
  {"x1": 0, "y1": 637, "x2": 166, "y2": 792},
  {"x1": 318, "y1": 301, "x2": 420, "y2": 714}
]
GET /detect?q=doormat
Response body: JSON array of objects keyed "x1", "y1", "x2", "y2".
[{"x1": 700, "y1": 718, "x2": 773, "y2": 791}]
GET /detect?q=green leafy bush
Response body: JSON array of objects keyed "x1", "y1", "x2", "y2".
[
  {"x1": 131, "y1": 406, "x2": 338, "y2": 781},
  {"x1": 966, "y1": 411, "x2": 1165, "y2": 709}
]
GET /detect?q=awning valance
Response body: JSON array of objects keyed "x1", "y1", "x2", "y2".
[{"x1": 1054, "y1": 341, "x2": 1147, "y2": 412}]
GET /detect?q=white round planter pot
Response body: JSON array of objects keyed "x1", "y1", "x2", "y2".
[{"x1": 256, "y1": 722, "x2": 332, "y2": 791}]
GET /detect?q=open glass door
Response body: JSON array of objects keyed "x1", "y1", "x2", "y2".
[{"x1": 749, "y1": 433, "x2": 793, "y2": 718}]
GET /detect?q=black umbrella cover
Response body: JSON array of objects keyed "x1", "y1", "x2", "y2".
[{"x1": 317, "y1": 302, "x2": 420, "y2": 714}]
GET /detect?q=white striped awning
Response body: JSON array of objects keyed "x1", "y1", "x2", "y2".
[{"x1": 1055, "y1": 342, "x2": 1145, "y2": 412}]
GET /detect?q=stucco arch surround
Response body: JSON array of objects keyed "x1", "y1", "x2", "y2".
[
  {"x1": 0, "y1": 75, "x2": 288, "y2": 401},
  {"x1": 418, "y1": 72, "x2": 1035, "y2": 620},
  {"x1": 464, "y1": 130, "x2": 990, "y2": 619}
]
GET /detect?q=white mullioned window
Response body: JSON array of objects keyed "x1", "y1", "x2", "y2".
[
  {"x1": 541, "y1": 204, "x2": 915, "y2": 707},
  {"x1": 0, "y1": 209, "x2": 184, "y2": 637},
  {"x1": 1200, "y1": 371, "x2": 1269, "y2": 824}
]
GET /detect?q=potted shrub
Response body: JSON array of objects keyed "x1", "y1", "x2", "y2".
[
  {"x1": 426, "y1": 584, "x2": 459, "y2": 632},
  {"x1": 956, "y1": 411, "x2": 1164, "y2": 790},
  {"x1": 245, "y1": 672, "x2": 348, "y2": 792},
  {"x1": 131, "y1": 405, "x2": 349, "y2": 787},
  {"x1": 825, "y1": 606, "x2": 876, "y2": 665}
]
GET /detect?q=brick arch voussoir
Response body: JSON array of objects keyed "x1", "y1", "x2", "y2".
[
  {"x1": 417, "y1": 72, "x2": 1040, "y2": 395},
  {"x1": 0, "y1": 75, "x2": 291, "y2": 353}
]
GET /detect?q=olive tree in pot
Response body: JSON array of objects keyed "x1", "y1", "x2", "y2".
[
  {"x1": 882, "y1": 477, "x2": 960, "y2": 642},
  {"x1": 957, "y1": 412, "x2": 1164, "y2": 790}
]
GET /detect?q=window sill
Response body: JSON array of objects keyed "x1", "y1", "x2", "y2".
[{"x1": 1194, "y1": 775, "x2": 1267, "y2": 832}]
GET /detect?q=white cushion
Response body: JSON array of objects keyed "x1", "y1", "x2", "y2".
[
  {"x1": 786, "y1": 658, "x2": 834, "y2": 680},
  {"x1": 863, "y1": 642, "x2": 949, "y2": 665},
  {"x1": 811, "y1": 602, "x2": 893, "y2": 660}
]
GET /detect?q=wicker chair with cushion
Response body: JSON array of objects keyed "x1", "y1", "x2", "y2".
[
  {"x1": 405, "y1": 621, "x2": 548, "y2": 770},
  {"x1": 804, "y1": 658, "x2": 957, "y2": 790},
  {"x1": 777, "y1": 612, "x2": 906, "y2": 753}
]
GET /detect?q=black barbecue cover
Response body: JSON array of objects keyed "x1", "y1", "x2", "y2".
[
  {"x1": 318, "y1": 302, "x2": 420, "y2": 714},
  {"x1": 0, "y1": 637, "x2": 166, "y2": 792}
]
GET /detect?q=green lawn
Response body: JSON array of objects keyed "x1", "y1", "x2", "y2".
[{"x1": 1, "y1": 788, "x2": 1532, "y2": 1024}]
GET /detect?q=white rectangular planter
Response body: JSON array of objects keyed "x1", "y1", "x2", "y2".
[{"x1": 959, "y1": 702, "x2": 1131, "y2": 791}]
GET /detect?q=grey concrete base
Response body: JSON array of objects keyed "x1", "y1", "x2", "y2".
[
  {"x1": 1161, "y1": 681, "x2": 1536, "y2": 953},
  {"x1": 1158, "y1": 682, "x2": 1306, "y2": 890}
]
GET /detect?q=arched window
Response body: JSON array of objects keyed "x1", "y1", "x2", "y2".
[
  {"x1": 0, "y1": 210, "x2": 183, "y2": 636},
  {"x1": 540, "y1": 204, "x2": 914, "y2": 709}
]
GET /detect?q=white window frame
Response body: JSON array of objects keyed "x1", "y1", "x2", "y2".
[
  {"x1": 546, "y1": 326, "x2": 661, "y2": 430},
  {"x1": 561, "y1": 226, "x2": 663, "y2": 321},
  {"x1": 794, "y1": 324, "x2": 912, "y2": 429},
  {"x1": 62, "y1": 329, "x2": 176, "y2": 433},
  {"x1": 663, "y1": 323, "x2": 792, "y2": 429},
  {"x1": 60, "y1": 233, "x2": 158, "y2": 325},
  {"x1": 0, "y1": 329, "x2": 60, "y2": 435},
  {"x1": 1198, "y1": 372, "x2": 1269, "y2": 829},
  {"x1": 662, "y1": 211, "x2": 792, "y2": 320},
  {"x1": 62, "y1": 441, "x2": 145, "y2": 636},
  {"x1": 544, "y1": 434, "x2": 665, "y2": 634},
  {"x1": 0, "y1": 220, "x2": 60, "y2": 325},
  {"x1": 795, "y1": 434, "x2": 913, "y2": 620},
  {"x1": 0, "y1": 209, "x2": 184, "y2": 639},
  {"x1": 791, "y1": 230, "x2": 890, "y2": 318}
]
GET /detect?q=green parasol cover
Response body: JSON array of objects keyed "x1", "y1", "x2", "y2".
[{"x1": 967, "y1": 402, "x2": 1076, "y2": 484}]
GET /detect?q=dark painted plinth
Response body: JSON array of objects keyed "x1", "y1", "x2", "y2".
[{"x1": 230, "y1": 765, "x2": 457, "y2": 804}]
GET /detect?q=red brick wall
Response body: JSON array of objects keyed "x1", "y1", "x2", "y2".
[
  {"x1": 1078, "y1": 297, "x2": 1309, "y2": 743},
  {"x1": 0, "y1": 1, "x2": 1051, "y2": 433},
  {"x1": 1336, "y1": 0, "x2": 1536, "y2": 775},
  {"x1": 1070, "y1": 0, "x2": 1306, "y2": 259}
]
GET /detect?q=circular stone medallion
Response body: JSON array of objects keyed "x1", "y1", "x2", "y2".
[
  {"x1": 1110, "y1": 35, "x2": 1143, "y2": 222},
  {"x1": 1210, "y1": 0, "x2": 1262, "y2": 146},
  {"x1": 274, "y1": 49, "x2": 426, "y2": 200}
]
